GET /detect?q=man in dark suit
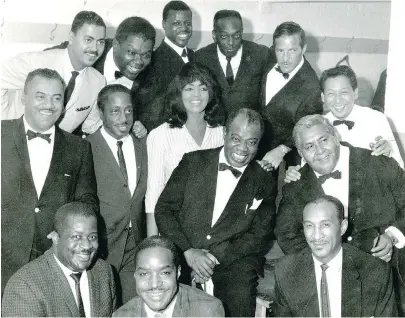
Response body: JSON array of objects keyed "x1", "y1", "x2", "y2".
[
  {"x1": 260, "y1": 21, "x2": 323, "y2": 169},
  {"x1": 2, "y1": 202, "x2": 116, "y2": 317},
  {"x1": 1, "y1": 68, "x2": 98, "y2": 293},
  {"x1": 195, "y1": 10, "x2": 271, "y2": 116},
  {"x1": 113, "y1": 235, "x2": 225, "y2": 317},
  {"x1": 86, "y1": 84, "x2": 147, "y2": 305},
  {"x1": 133, "y1": 0, "x2": 194, "y2": 131},
  {"x1": 273, "y1": 195, "x2": 396, "y2": 317},
  {"x1": 155, "y1": 108, "x2": 277, "y2": 316}
]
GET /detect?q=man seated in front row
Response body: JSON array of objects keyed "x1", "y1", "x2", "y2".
[
  {"x1": 155, "y1": 108, "x2": 277, "y2": 317},
  {"x1": 2, "y1": 202, "x2": 116, "y2": 317},
  {"x1": 113, "y1": 235, "x2": 224, "y2": 317},
  {"x1": 273, "y1": 195, "x2": 396, "y2": 317}
]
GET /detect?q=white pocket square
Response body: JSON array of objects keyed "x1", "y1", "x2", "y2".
[
  {"x1": 64, "y1": 173, "x2": 71, "y2": 177},
  {"x1": 249, "y1": 198, "x2": 263, "y2": 210}
]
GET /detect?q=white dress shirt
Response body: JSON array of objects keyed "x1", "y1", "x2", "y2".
[
  {"x1": 100, "y1": 127, "x2": 137, "y2": 196},
  {"x1": 313, "y1": 248, "x2": 342, "y2": 318},
  {"x1": 62, "y1": 49, "x2": 87, "y2": 107},
  {"x1": 144, "y1": 295, "x2": 177, "y2": 318},
  {"x1": 146, "y1": 123, "x2": 224, "y2": 213},
  {"x1": 103, "y1": 48, "x2": 134, "y2": 89},
  {"x1": 324, "y1": 104, "x2": 404, "y2": 169},
  {"x1": 217, "y1": 45, "x2": 243, "y2": 80},
  {"x1": 54, "y1": 255, "x2": 91, "y2": 317},
  {"x1": 211, "y1": 148, "x2": 247, "y2": 226},
  {"x1": 23, "y1": 116, "x2": 55, "y2": 197},
  {"x1": 164, "y1": 37, "x2": 189, "y2": 63},
  {"x1": 265, "y1": 57, "x2": 304, "y2": 105}
]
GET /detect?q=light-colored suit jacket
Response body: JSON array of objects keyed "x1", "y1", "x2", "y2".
[
  {"x1": 113, "y1": 283, "x2": 224, "y2": 317},
  {"x1": 2, "y1": 249, "x2": 117, "y2": 317},
  {"x1": 1, "y1": 48, "x2": 105, "y2": 134}
]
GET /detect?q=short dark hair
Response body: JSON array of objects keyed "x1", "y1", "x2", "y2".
[
  {"x1": 97, "y1": 84, "x2": 131, "y2": 112},
  {"x1": 225, "y1": 108, "x2": 264, "y2": 137},
  {"x1": 54, "y1": 202, "x2": 98, "y2": 234},
  {"x1": 115, "y1": 16, "x2": 156, "y2": 48},
  {"x1": 273, "y1": 21, "x2": 306, "y2": 48},
  {"x1": 165, "y1": 62, "x2": 225, "y2": 128},
  {"x1": 71, "y1": 11, "x2": 106, "y2": 34},
  {"x1": 24, "y1": 68, "x2": 66, "y2": 94},
  {"x1": 320, "y1": 65, "x2": 358, "y2": 92},
  {"x1": 304, "y1": 195, "x2": 345, "y2": 222},
  {"x1": 213, "y1": 10, "x2": 242, "y2": 30},
  {"x1": 134, "y1": 235, "x2": 180, "y2": 268},
  {"x1": 163, "y1": 1, "x2": 191, "y2": 20}
]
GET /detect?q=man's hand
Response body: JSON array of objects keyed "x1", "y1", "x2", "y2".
[
  {"x1": 184, "y1": 248, "x2": 217, "y2": 279},
  {"x1": 370, "y1": 136, "x2": 392, "y2": 157},
  {"x1": 132, "y1": 120, "x2": 147, "y2": 138},
  {"x1": 191, "y1": 270, "x2": 209, "y2": 283},
  {"x1": 284, "y1": 165, "x2": 301, "y2": 183},
  {"x1": 258, "y1": 146, "x2": 287, "y2": 171},
  {"x1": 371, "y1": 233, "x2": 393, "y2": 262}
]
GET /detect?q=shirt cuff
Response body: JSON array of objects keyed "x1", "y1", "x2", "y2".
[{"x1": 385, "y1": 226, "x2": 405, "y2": 248}]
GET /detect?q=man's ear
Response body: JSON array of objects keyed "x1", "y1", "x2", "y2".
[
  {"x1": 212, "y1": 30, "x2": 217, "y2": 43},
  {"x1": 321, "y1": 92, "x2": 325, "y2": 103},
  {"x1": 112, "y1": 38, "x2": 119, "y2": 49},
  {"x1": 68, "y1": 31, "x2": 75, "y2": 45},
  {"x1": 47, "y1": 230, "x2": 60, "y2": 245},
  {"x1": 340, "y1": 218, "x2": 348, "y2": 236},
  {"x1": 354, "y1": 88, "x2": 359, "y2": 100},
  {"x1": 162, "y1": 20, "x2": 167, "y2": 32},
  {"x1": 21, "y1": 93, "x2": 27, "y2": 105},
  {"x1": 177, "y1": 265, "x2": 181, "y2": 279},
  {"x1": 302, "y1": 43, "x2": 307, "y2": 55}
]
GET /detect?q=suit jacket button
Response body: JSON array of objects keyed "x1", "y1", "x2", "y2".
[
  {"x1": 206, "y1": 235, "x2": 211, "y2": 240},
  {"x1": 124, "y1": 184, "x2": 128, "y2": 188},
  {"x1": 347, "y1": 236, "x2": 352, "y2": 242},
  {"x1": 34, "y1": 207, "x2": 40, "y2": 213}
]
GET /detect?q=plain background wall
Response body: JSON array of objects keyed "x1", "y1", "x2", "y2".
[{"x1": 1, "y1": 0, "x2": 391, "y2": 106}]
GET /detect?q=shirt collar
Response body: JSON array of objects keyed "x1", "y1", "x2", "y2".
[
  {"x1": 312, "y1": 245, "x2": 343, "y2": 270},
  {"x1": 164, "y1": 37, "x2": 187, "y2": 57},
  {"x1": 313, "y1": 145, "x2": 349, "y2": 178},
  {"x1": 216, "y1": 44, "x2": 243, "y2": 62},
  {"x1": 144, "y1": 295, "x2": 177, "y2": 318},
  {"x1": 100, "y1": 126, "x2": 131, "y2": 144},
  {"x1": 218, "y1": 147, "x2": 248, "y2": 174},
  {"x1": 64, "y1": 48, "x2": 87, "y2": 75},
  {"x1": 23, "y1": 115, "x2": 55, "y2": 137},
  {"x1": 274, "y1": 56, "x2": 304, "y2": 79},
  {"x1": 53, "y1": 253, "x2": 87, "y2": 278}
]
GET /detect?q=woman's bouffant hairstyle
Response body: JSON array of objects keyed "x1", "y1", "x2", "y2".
[{"x1": 164, "y1": 62, "x2": 226, "y2": 128}]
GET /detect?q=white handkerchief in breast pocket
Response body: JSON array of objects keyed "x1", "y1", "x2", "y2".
[{"x1": 249, "y1": 198, "x2": 263, "y2": 210}]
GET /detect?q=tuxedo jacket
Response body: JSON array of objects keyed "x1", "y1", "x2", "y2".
[
  {"x1": 155, "y1": 147, "x2": 277, "y2": 271},
  {"x1": 1, "y1": 48, "x2": 106, "y2": 134},
  {"x1": 2, "y1": 249, "x2": 116, "y2": 317},
  {"x1": 259, "y1": 58, "x2": 323, "y2": 165},
  {"x1": 86, "y1": 130, "x2": 147, "y2": 270},
  {"x1": 113, "y1": 283, "x2": 224, "y2": 317},
  {"x1": 195, "y1": 41, "x2": 271, "y2": 115},
  {"x1": 276, "y1": 144, "x2": 405, "y2": 255},
  {"x1": 273, "y1": 244, "x2": 396, "y2": 317},
  {"x1": 132, "y1": 40, "x2": 195, "y2": 131},
  {"x1": 1, "y1": 117, "x2": 98, "y2": 291}
]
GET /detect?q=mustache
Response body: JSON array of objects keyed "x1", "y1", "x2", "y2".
[{"x1": 77, "y1": 248, "x2": 95, "y2": 254}]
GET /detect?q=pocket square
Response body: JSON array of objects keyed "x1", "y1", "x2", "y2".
[
  {"x1": 76, "y1": 105, "x2": 90, "y2": 112},
  {"x1": 64, "y1": 173, "x2": 71, "y2": 177},
  {"x1": 249, "y1": 198, "x2": 263, "y2": 210}
]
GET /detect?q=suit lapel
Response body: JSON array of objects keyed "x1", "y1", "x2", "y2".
[
  {"x1": 173, "y1": 285, "x2": 188, "y2": 317},
  {"x1": 130, "y1": 134, "x2": 142, "y2": 191},
  {"x1": 234, "y1": 44, "x2": 250, "y2": 82},
  {"x1": 341, "y1": 246, "x2": 362, "y2": 317},
  {"x1": 87, "y1": 267, "x2": 99, "y2": 317}
]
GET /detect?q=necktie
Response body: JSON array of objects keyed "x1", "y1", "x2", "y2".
[
  {"x1": 333, "y1": 119, "x2": 355, "y2": 130},
  {"x1": 318, "y1": 170, "x2": 342, "y2": 184},
  {"x1": 114, "y1": 70, "x2": 123, "y2": 79},
  {"x1": 26, "y1": 129, "x2": 51, "y2": 143},
  {"x1": 181, "y1": 48, "x2": 188, "y2": 58},
  {"x1": 117, "y1": 140, "x2": 128, "y2": 182},
  {"x1": 64, "y1": 71, "x2": 79, "y2": 106},
  {"x1": 218, "y1": 162, "x2": 242, "y2": 178},
  {"x1": 70, "y1": 273, "x2": 86, "y2": 317},
  {"x1": 275, "y1": 66, "x2": 289, "y2": 79},
  {"x1": 225, "y1": 57, "x2": 234, "y2": 85},
  {"x1": 320, "y1": 264, "x2": 331, "y2": 318}
]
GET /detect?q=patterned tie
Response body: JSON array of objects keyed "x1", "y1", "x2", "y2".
[
  {"x1": 70, "y1": 273, "x2": 86, "y2": 317},
  {"x1": 333, "y1": 119, "x2": 355, "y2": 130},
  {"x1": 117, "y1": 140, "x2": 128, "y2": 182},
  {"x1": 26, "y1": 129, "x2": 51, "y2": 143},
  {"x1": 218, "y1": 162, "x2": 242, "y2": 178},
  {"x1": 181, "y1": 48, "x2": 188, "y2": 58},
  {"x1": 114, "y1": 70, "x2": 124, "y2": 79},
  {"x1": 225, "y1": 57, "x2": 234, "y2": 85},
  {"x1": 320, "y1": 264, "x2": 331, "y2": 318},
  {"x1": 64, "y1": 71, "x2": 79, "y2": 106},
  {"x1": 275, "y1": 66, "x2": 289, "y2": 79},
  {"x1": 318, "y1": 170, "x2": 342, "y2": 184}
]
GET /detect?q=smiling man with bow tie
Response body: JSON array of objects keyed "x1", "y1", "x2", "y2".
[
  {"x1": 155, "y1": 108, "x2": 277, "y2": 317},
  {"x1": 1, "y1": 68, "x2": 98, "y2": 294}
]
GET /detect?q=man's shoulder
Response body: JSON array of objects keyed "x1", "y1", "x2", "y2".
[
  {"x1": 57, "y1": 128, "x2": 91, "y2": 149},
  {"x1": 179, "y1": 283, "x2": 223, "y2": 306},
  {"x1": 113, "y1": 296, "x2": 142, "y2": 317},
  {"x1": 183, "y1": 147, "x2": 222, "y2": 162},
  {"x1": 243, "y1": 40, "x2": 270, "y2": 54},
  {"x1": 275, "y1": 248, "x2": 310, "y2": 274},
  {"x1": 89, "y1": 257, "x2": 114, "y2": 276},
  {"x1": 84, "y1": 66, "x2": 105, "y2": 84},
  {"x1": 1, "y1": 118, "x2": 20, "y2": 131},
  {"x1": 195, "y1": 43, "x2": 217, "y2": 57},
  {"x1": 353, "y1": 104, "x2": 387, "y2": 120},
  {"x1": 298, "y1": 58, "x2": 319, "y2": 82}
]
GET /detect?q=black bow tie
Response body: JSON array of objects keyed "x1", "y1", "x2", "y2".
[
  {"x1": 333, "y1": 120, "x2": 355, "y2": 130},
  {"x1": 27, "y1": 129, "x2": 51, "y2": 143},
  {"x1": 318, "y1": 170, "x2": 342, "y2": 184},
  {"x1": 275, "y1": 66, "x2": 289, "y2": 79},
  {"x1": 115, "y1": 70, "x2": 123, "y2": 79},
  {"x1": 218, "y1": 162, "x2": 242, "y2": 178}
]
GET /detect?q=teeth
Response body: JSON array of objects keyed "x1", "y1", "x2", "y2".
[
  {"x1": 232, "y1": 153, "x2": 247, "y2": 161},
  {"x1": 178, "y1": 34, "x2": 189, "y2": 39},
  {"x1": 127, "y1": 66, "x2": 141, "y2": 73},
  {"x1": 39, "y1": 110, "x2": 53, "y2": 115}
]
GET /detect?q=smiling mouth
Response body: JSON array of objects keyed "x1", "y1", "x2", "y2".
[
  {"x1": 127, "y1": 65, "x2": 142, "y2": 74},
  {"x1": 86, "y1": 52, "x2": 98, "y2": 58},
  {"x1": 177, "y1": 33, "x2": 190, "y2": 39},
  {"x1": 76, "y1": 253, "x2": 91, "y2": 262},
  {"x1": 231, "y1": 153, "x2": 248, "y2": 162},
  {"x1": 39, "y1": 110, "x2": 55, "y2": 116}
]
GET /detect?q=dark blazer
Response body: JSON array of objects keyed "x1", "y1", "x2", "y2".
[
  {"x1": 259, "y1": 58, "x2": 323, "y2": 165},
  {"x1": 113, "y1": 283, "x2": 224, "y2": 317},
  {"x1": 276, "y1": 144, "x2": 405, "y2": 255},
  {"x1": 1, "y1": 117, "x2": 98, "y2": 292},
  {"x1": 195, "y1": 41, "x2": 271, "y2": 115},
  {"x1": 86, "y1": 130, "x2": 147, "y2": 270},
  {"x1": 132, "y1": 40, "x2": 195, "y2": 131},
  {"x1": 273, "y1": 244, "x2": 396, "y2": 317},
  {"x1": 2, "y1": 249, "x2": 116, "y2": 317},
  {"x1": 371, "y1": 69, "x2": 387, "y2": 113},
  {"x1": 155, "y1": 147, "x2": 277, "y2": 270}
]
